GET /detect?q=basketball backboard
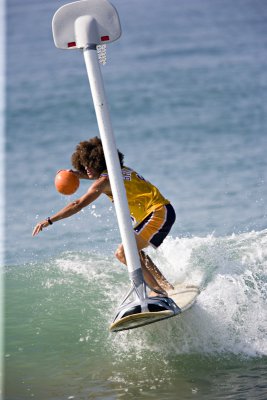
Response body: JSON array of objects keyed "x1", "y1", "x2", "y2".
[{"x1": 52, "y1": 0, "x2": 121, "y2": 49}]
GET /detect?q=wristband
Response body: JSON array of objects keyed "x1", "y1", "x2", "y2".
[{"x1": 47, "y1": 217, "x2": 53, "y2": 225}]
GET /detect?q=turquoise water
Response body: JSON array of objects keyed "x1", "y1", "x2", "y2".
[{"x1": 5, "y1": 0, "x2": 267, "y2": 398}]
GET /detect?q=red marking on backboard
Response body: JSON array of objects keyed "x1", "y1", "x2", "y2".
[
  {"x1": 101, "y1": 36, "x2": 109, "y2": 42},
  {"x1": 68, "y1": 41, "x2": 76, "y2": 48}
]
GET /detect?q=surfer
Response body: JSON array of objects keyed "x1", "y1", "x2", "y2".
[{"x1": 32, "y1": 137, "x2": 176, "y2": 296}]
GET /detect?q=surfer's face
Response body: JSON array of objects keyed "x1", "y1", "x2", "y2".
[{"x1": 84, "y1": 165, "x2": 99, "y2": 179}]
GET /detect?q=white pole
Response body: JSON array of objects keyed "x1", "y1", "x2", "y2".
[{"x1": 83, "y1": 45, "x2": 142, "y2": 277}]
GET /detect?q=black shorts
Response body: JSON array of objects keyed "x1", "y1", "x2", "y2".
[{"x1": 134, "y1": 204, "x2": 176, "y2": 248}]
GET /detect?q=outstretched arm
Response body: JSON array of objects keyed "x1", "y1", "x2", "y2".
[{"x1": 32, "y1": 176, "x2": 109, "y2": 236}]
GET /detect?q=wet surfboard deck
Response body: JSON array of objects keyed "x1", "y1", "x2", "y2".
[{"x1": 169, "y1": 284, "x2": 200, "y2": 312}]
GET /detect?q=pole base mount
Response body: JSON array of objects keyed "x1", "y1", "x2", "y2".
[{"x1": 109, "y1": 295, "x2": 181, "y2": 332}]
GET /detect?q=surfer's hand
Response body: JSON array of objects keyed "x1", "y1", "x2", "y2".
[{"x1": 32, "y1": 219, "x2": 50, "y2": 236}]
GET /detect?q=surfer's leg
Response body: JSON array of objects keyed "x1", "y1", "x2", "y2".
[
  {"x1": 139, "y1": 250, "x2": 174, "y2": 292},
  {"x1": 115, "y1": 243, "x2": 168, "y2": 295},
  {"x1": 115, "y1": 204, "x2": 176, "y2": 295},
  {"x1": 133, "y1": 204, "x2": 176, "y2": 294},
  {"x1": 136, "y1": 235, "x2": 174, "y2": 293}
]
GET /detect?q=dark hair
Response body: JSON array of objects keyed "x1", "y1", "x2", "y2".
[{"x1": 71, "y1": 136, "x2": 124, "y2": 174}]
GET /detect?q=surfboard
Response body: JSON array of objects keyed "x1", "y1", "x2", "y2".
[
  {"x1": 168, "y1": 284, "x2": 200, "y2": 311},
  {"x1": 109, "y1": 283, "x2": 200, "y2": 332}
]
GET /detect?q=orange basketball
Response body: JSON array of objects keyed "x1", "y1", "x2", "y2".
[{"x1": 55, "y1": 170, "x2": 80, "y2": 195}]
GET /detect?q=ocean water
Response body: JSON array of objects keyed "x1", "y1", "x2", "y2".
[{"x1": 4, "y1": 0, "x2": 267, "y2": 399}]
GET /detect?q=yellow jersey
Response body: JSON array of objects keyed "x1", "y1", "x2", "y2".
[{"x1": 100, "y1": 167, "x2": 170, "y2": 226}]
